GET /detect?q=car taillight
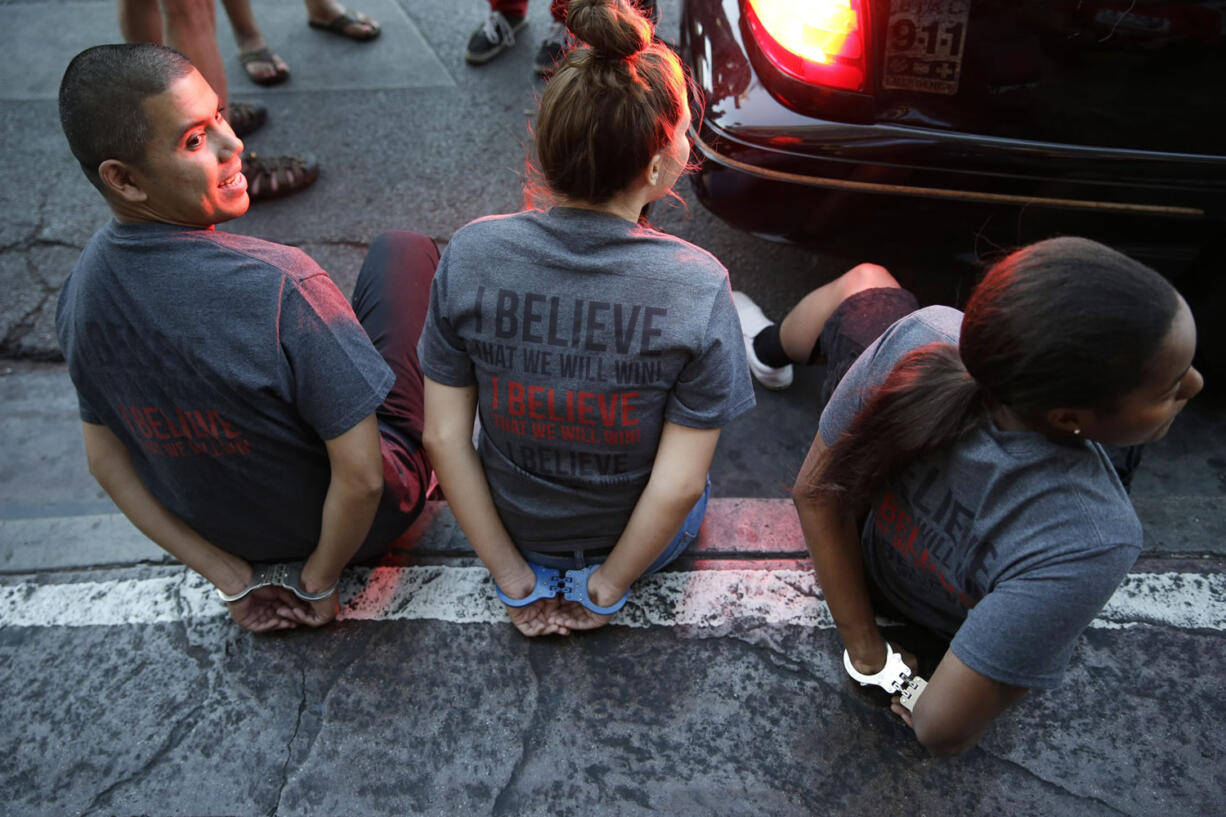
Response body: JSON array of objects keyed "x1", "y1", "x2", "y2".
[{"x1": 744, "y1": 0, "x2": 867, "y2": 92}]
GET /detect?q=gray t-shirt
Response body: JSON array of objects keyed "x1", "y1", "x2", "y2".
[
  {"x1": 418, "y1": 207, "x2": 755, "y2": 551},
  {"x1": 819, "y1": 306, "x2": 1142, "y2": 689},
  {"x1": 56, "y1": 220, "x2": 394, "y2": 561}
]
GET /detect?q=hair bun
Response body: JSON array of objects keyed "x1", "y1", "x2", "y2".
[{"x1": 566, "y1": 0, "x2": 652, "y2": 60}]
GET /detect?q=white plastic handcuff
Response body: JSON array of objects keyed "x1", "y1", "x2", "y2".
[
  {"x1": 216, "y1": 562, "x2": 337, "y2": 604},
  {"x1": 843, "y1": 642, "x2": 929, "y2": 712}
]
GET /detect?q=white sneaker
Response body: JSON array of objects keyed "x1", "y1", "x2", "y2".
[{"x1": 732, "y1": 291, "x2": 794, "y2": 390}]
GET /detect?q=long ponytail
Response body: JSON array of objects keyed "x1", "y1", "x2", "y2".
[{"x1": 802, "y1": 342, "x2": 983, "y2": 507}]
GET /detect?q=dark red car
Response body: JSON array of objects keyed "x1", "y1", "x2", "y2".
[{"x1": 680, "y1": 0, "x2": 1226, "y2": 375}]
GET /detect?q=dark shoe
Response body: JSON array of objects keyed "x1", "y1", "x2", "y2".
[
  {"x1": 239, "y1": 46, "x2": 290, "y2": 86},
  {"x1": 228, "y1": 101, "x2": 267, "y2": 138},
  {"x1": 532, "y1": 20, "x2": 572, "y2": 77},
  {"x1": 308, "y1": 7, "x2": 380, "y2": 41},
  {"x1": 465, "y1": 11, "x2": 526, "y2": 65},
  {"x1": 242, "y1": 152, "x2": 320, "y2": 202}
]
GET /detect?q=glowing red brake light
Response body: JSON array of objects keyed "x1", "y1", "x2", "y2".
[{"x1": 744, "y1": 0, "x2": 867, "y2": 92}]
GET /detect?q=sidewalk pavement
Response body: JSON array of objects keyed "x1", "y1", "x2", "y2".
[{"x1": 1, "y1": 1, "x2": 1224, "y2": 815}]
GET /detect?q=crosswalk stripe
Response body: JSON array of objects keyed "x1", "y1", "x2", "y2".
[{"x1": 2, "y1": 567, "x2": 1222, "y2": 631}]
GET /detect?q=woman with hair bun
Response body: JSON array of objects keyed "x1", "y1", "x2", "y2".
[
  {"x1": 420, "y1": 0, "x2": 754, "y2": 636},
  {"x1": 741, "y1": 237, "x2": 1202, "y2": 755}
]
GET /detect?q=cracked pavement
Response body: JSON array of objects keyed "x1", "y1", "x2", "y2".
[
  {"x1": 5, "y1": 616, "x2": 1221, "y2": 816},
  {"x1": 1, "y1": 0, "x2": 1224, "y2": 814}
]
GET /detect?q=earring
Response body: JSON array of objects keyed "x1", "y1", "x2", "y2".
[{"x1": 1073, "y1": 427, "x2": 1081, "y2": 436}]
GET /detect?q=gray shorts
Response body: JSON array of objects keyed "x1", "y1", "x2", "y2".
[{"x1": 819, "y1": 287, "x2": 919, "y2": 407}]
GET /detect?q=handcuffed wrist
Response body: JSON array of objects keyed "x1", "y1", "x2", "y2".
[
  {"x1": 494, "y1": 565, "x2": 538, "y2": 601},
  {"x1": 845, "y1": 631, "x2": 888, "y2": 672},
  {"x1": 843, "y1": 641, "x2": 928, "y2": 712},
  {"x1": 587, "y1": 569, "x2": 627, "y2": 608},
  {"x1": 217, "y1": 562, "x2": 338, "y2": 604},
  {"x1": 298, "y1": 565, "x2": 339, "y2": 597}
]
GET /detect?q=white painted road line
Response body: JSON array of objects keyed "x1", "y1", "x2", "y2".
[{"x1": 2, "y1": 567, "x2": 1224, "y2": 631}]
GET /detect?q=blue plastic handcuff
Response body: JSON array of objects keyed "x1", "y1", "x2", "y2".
[
  {"x1": 495, "y1": 563, "x2": 629, "y2": 615},
  {"x1": 558, "y1": 565, "x2": 628, "y2": 615}
]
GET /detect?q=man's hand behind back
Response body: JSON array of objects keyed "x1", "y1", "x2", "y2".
[
  {"x1": 278, "y1": 592, "x2": 340, "y2": 628},
  {"x1": 227, "y1": 586, "x2": 306, "y2": 632}
]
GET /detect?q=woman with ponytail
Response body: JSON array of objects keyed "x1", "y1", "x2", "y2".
[
  {"x1": 419, "y1": 0, "x2": 754, "y2": 636},
  {"x1": 740, "y1": 238, "x2": 1202, "y2": 755}
]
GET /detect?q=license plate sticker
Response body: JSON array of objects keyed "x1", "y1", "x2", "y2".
[{"x1": 882, "y1": 0, "x2": 970, "y2": 95}]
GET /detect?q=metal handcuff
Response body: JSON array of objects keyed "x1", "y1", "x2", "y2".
[
  {"x1": 216, "y1": 562, "x2": 337, "y2": 604},
  {"x1": 843, "y1": 642, "x2": 929, "y2": 712}
]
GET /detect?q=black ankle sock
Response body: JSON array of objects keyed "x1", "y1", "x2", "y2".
[{"x1": 752, "y1": 324, "x2": 792, "y2": 368}]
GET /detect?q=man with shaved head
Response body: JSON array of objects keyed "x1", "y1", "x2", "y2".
[{"x1": 56, "y1": 44, "x2": 434, "y2": 632}]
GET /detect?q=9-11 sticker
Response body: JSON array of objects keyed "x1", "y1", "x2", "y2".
[{"x1": 883, "y1": 0, "x2": 970, "y2": 95}]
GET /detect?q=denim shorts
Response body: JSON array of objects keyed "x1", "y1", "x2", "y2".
[
  {"x1": 520, "y1": 477, "x2": 711, "y2": 574},
  {"x1": 819, "y1": 287, "x2": 919, "y2": 407}
]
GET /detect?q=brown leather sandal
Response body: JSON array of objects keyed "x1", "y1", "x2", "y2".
[
  {"x1": 242, "y1": 152, "x2": 320, "y2": 202},
  {"x1": 228, "y1": 102, "x2": 267, "y2": 138},
  {"x1": 239, "y1": 46, "x2": 290, "y2": 86},
  {"x1": 308, "y1": 8, "x2": 381, "y2": 41}
]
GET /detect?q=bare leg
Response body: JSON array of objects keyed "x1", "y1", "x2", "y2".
[
  {"x1": 220, "y1": 0, "x2": 262, "y2": 41},
  {"x1": 779, "y1": 263, "x2": 899, "y2": 362},
  {"x1": 118, "y1": 0, "x2": 164, "y2": 44},
  {"x1": 305, "y1": 0, "x2": 379, "y2": 38},
  {"x1": 221, "y1": 0, "x2": 289, "y2": 83},
  {"x1": 157, "y1": 0, "x2": 228, "y2": 106}
]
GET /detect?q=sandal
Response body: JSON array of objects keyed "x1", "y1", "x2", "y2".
[
  {"x1": 242, "y1": 152, "x2": 320, "y2": 202},
  {"x1": 239, "y1": 46, "x2": 290, "y2": 86},
  {"x1": 227, "y1": 101, "x2": 267, "y2": 138},
  {"x1": 308, "y1": 8, "x2": 380, "y2": 41}
]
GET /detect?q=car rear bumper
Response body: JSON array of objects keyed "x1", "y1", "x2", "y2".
[
  {"x1": 693, "y1": 125, "x2": 1211, "y2": 219},
  {"x1": 682, "y1": 0, "x2": 1226, "y2": 238}
]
